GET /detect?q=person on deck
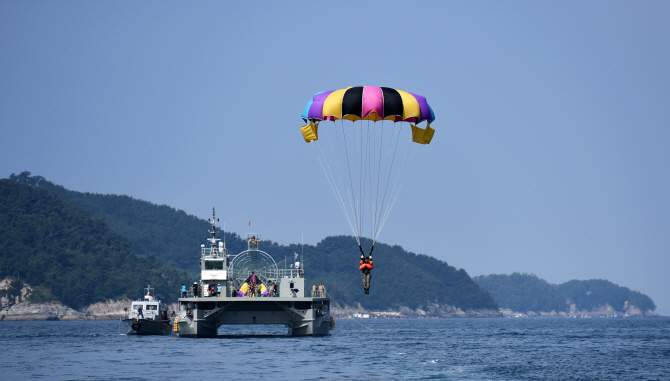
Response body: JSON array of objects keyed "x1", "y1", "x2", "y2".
[
  {"x1": 360, "y1": 255, "x2": 373, "y2": 294},
  {"x1": 319, "y1": 282, "x2": 326, "y2": 297},
  {"x1": 181, "y1": 284, "x2": 187, "y2": 298},
  {"x1": 249, "y1": 236, "x2": 259, "y2": 248},
  {"x1": 312, "y1": 283, "x2": 317, "y2": 297},
  {"x1": 191, "y1": 282, "x2": 199, "y2": 297},
  {"x1": 137, "y1": 305, "x2": 144, "y2": 318},
  {"x1": 217, "y1": 284, "x2": 222, "y2": 297}
]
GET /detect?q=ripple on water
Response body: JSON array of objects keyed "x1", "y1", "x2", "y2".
[{"x1": 1, "y1": 318, "x2": 669, "y2": 380}]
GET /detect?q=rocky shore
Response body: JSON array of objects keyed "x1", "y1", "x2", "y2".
[
  {"x1": 499, "y1": 303, "x2": 660, "y2": 318},
  {"x1": 1, "y1": 278, "x2": 658, "y2": 321},
  {"x1": 331, "y1": 302, "x2": 502, "y2": 318},
  {"x1": 0, "y1": 299, "x2": 130, "y2": 321}
]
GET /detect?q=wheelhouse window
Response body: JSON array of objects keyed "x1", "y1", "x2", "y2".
[
  {"x1": 146, "y1": 304, "x2": 158, "y2": 310},
  {"x1": 205, "y1": 260, "x2": 224, "y2": 270}
]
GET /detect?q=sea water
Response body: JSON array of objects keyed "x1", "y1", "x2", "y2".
[{"x1": 1, "y1": 318, "x2": 669, "y2": 380}]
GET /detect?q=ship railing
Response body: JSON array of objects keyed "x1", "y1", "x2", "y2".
[
  {"x1": 201, "y1": 247, "x2": 226, "y2": 258},
  {"x1": 230, "y1": 267, "x2": 303, "y2": 282}
]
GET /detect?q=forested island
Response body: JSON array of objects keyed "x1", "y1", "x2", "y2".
[
  {"x1": 474, "y1": 273, "x2": 658, "y2": 317},
  {"x1": 1, "y1": 172, "x2": 660, "y2": 320}
]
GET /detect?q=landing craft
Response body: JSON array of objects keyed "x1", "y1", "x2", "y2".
[{"x1": 175, "y1": 208, "x2": 333, "y2": 337}]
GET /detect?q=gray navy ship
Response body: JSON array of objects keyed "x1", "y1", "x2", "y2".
[{"x1": 175, "y1": 208, "x2": 333, "y2": 337}]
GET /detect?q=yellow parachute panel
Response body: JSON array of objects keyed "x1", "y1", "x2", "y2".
[
  {"x1": 422, "y1": 124, "x2": 435, "y2": 144},
  {"x1": 301, "y1": 121, "x2": 319, "y2": 142},
  {"x1": 322, "y1": 88, "x2": 350, "y2": 120},
  {"x1": 411, "y1": 123, "x2": 435, "y2": 145}
]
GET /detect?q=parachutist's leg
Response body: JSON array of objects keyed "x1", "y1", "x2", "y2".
[{"x1": 362, "y1": 273, "x2": 371, "y2": 293}]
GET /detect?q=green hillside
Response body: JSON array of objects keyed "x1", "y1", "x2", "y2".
[
  {"x1": 8, "y1": 172, "x2": 498, "y2": 312},
  {"x1": 557, "y1": 279, "x2": 655, "y2": 312},
  {"x1": 0, "y1": 179, "x2": 189, "y2": 308},
  {"x1": 474, "y1": 273, "x2": 567, "y2": 313},
  {"x1": 9, "y1": 172, "x2": 304, "y2": 276},
  {"x1": 304, "y1": 236, "x2": 498, "y2": 311},
  {"x1": 474, "y1": 273, "x2": 656, "y2": 314}
]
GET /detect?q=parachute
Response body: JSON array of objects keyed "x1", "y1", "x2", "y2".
[{"x1": 300, "y1": 86, "x2": 436, "y2": 254}]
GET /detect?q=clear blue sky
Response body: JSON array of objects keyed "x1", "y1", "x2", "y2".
[{"x1": 2, "y1": 2, "x2": 669, "y2": 314}]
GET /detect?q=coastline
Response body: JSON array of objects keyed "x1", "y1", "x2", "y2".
[
  {"x1": 0, "y1": 300, "x2": 132, "y2": 321},
  {"x1": 1, "y1": 301, "x2": 663, "y2": 321}
]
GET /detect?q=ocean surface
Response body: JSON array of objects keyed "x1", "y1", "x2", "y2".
[{"x1": 1, "y1": 317, "x2": 669, "y2": 380}]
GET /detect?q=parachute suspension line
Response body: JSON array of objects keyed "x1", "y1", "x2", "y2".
[
  {"x1": 339, "y1": 119, "x2": 361, "y2": 245},
  {"x1": 375, "y1": 123, "x2": 415, "y2": 242},
  {"x1": 313, "y1": 141, "x2": 360, "y2": 245},
  {"x1": 373, "y1": 120, "x2": 402, "y2": 245},
  {"x1": 378, "y1": 132, "x2": 424, "y2": 240},
  {"x1": 343, "y1": 119, "x2": 361, "y2": 242},
  {"x1": 358, "y1": 119, "x2": 364, "y2": 243},
  {"x1": 337, "y1": 119, "x2": 360, "y2": 240},
  {"x1": 372, "y1": 119, "x2": 384, "y2": 242},
  {"x1": 366, "y1": 118, "x2": 373, "y2": 252},
  {"x1": 377, "y1": 185, "x2": 401, "y2": 239}
]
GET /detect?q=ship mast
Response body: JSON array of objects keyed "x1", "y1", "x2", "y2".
[{"x1": 207, "y1": 207, "x2": 222, "y2": 254}]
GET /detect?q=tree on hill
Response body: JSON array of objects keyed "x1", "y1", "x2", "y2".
[
  {"x1": 474, "y1": 273, "x2": 568, "y2": 313},
  {"x1": 0, "y1": 179, "x2": 189, "y2": 309}
]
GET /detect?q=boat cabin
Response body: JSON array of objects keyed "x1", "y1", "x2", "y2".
[{"x1": 127, "y1": 285, "x2": 167, "y2": 321}]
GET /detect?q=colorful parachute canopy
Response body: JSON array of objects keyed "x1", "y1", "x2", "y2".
[
  {"x1": 299, "y1": 86, "x2": 437, "y2": 251},
  {"x1": 301, "y1": 86, "x2": 435, "y2": 124}
]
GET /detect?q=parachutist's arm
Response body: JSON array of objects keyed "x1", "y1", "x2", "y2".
[
  {"x1": 359, "y1": 245, "x2": 365, "y2": 256},
  {"x1": 369, "y1": 245, "x2": 374, "y2": 256}
]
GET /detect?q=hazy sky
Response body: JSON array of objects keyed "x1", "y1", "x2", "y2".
[{"x1": 2, "y1": 2, "x2": 669, "y2": 314}]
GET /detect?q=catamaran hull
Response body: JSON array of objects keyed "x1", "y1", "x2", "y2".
[{"x1": 176, "y1": 297, "x2": 331, "y2": 337}]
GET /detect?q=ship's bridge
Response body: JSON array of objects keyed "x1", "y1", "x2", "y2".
[{"x1": 201, "y1": 241, "x2": 227, "y2": 282}]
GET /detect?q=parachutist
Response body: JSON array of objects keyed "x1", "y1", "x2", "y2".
[
  {"x1": 360, "y1": 255, "x2": 373, "y2": 294},
  {"x1": 301, "y1": 87, "x2": 435, "y2": 296}
]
